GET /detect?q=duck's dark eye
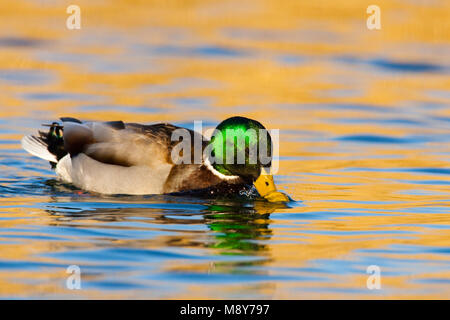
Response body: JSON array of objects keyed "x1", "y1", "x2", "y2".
[{"x1": 265, "y1": 182, "x2": 269, "y2": 186}]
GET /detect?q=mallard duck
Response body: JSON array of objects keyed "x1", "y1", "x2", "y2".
[{"x1": 21, "y1": 116, "x2": 289, "y2": 202}]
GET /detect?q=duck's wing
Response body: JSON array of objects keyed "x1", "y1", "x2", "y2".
[
  {"x1": 62, "y1": 119, "x2": 205, "y2": 168},
  {"x1": 125, "y1": 122, "x2": 209, "y2": 164}
]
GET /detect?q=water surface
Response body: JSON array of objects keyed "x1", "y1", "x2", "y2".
[{"x1": 0, "y1": 0, "x2": 449, "y2": 299}]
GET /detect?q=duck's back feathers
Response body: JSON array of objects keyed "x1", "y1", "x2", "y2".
[
  {"x1": 62, "y1": 120, "x2": 173, "y2": 168},
  {"x1": 55, "y1": 119, "x2": 177, "y2": 194}
]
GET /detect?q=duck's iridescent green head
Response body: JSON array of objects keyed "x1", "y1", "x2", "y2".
[
  {"x1": 209, "y1": 116, "x2": 271, "y2": 181},
  {"x1": 208, "y1": 116, "x2": 289, "y2": 202}
]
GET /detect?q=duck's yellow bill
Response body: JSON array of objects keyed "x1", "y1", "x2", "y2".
[{"x1": 253, "y1": 168, "x2": 290, "y2": 202}]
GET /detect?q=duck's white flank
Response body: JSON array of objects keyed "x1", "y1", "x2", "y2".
[
  {"x1": 55, "y1": 154, "x2": 72, "y2": 183},
  {"x1": 56, "y1": 153, "x2": 172, "y2": 195}
]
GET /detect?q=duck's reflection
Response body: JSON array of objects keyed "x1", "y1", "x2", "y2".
[
  {"x1": 202, "y1": 201, "x2": 286, "y2": 253},
  {"x1": 44, "y1": 185, "x2": 287, "y2": 256},
  {"x1": 44, "y1": 191, "x2": 288, "y2": 297}
]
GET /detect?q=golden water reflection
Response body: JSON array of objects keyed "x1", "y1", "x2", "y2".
[{"x1": 0, "y1": 0, "x2": 449, "y2": 298}]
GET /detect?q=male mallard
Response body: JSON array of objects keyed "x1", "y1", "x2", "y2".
[{"x1": 21, "y1": 116, "x2": 289, "y2": 202}]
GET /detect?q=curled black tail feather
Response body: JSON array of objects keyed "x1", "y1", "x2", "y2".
[{"x1": 37, "y1": 122, "x2": 67, "y2": 167}]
